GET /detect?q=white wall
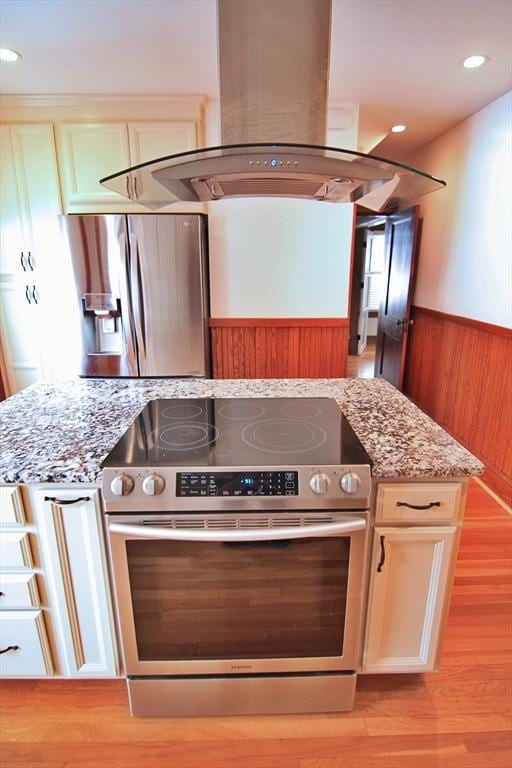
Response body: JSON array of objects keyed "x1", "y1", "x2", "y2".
[
  {"x1": 409, "y1": 91, "x2": 512, "y2": 328},
  {"x1": 206, "y1": 100, "x2": 357, "y2": 318},
  {"x1": 209, "y1": 199, "x2": 353, "y2": 317}
]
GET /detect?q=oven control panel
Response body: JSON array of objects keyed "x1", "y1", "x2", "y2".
[{"x1": 177, "y1": 471, "x2": 299, "y2": 497}]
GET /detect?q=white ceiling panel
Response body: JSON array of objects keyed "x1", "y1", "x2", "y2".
[{"x1": 0, "y1": 0, "x2": 511, "y2": 160}]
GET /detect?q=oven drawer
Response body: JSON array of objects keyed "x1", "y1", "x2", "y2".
[
  {"x1": 0, "y1": 574, "x2": 40, "y2": 609},
  {"x1": 0, "y1": 532, "x2": 34, "y2": 568},
  {"x1": 375, "y1": 483, "x2": 463, "y2": 524},
  {"x1": 0, "y1": 610, "x2": 53, "y2": 676}
]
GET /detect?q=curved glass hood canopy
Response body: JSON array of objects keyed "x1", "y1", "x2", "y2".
[{"x1": 100, "y1": 142, "x2": 445, "y2": 214}]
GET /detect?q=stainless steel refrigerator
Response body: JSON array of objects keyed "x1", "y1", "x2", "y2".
[{"x1": 60, "y1": 214, "x2": 210, "y2": 377}]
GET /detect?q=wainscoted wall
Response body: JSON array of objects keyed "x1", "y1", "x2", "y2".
[
  {"x1": 404, "y1": 306, "x2": 512, "y2": 504},
  {"x1": 210, "y1": 318, "x2": 349, "y2": 379}
]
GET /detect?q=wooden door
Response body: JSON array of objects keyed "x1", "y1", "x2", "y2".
[{"x1": 374, "y1": 206, "x2": 419, "y2": 388}]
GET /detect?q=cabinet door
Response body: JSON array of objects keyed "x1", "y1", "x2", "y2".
[
  {"x1": 0, "y1": 124, "x2": 66, "y2": 393},
  {"x1": 9, "y1": 124, "x2": 62, "y2": 258},
  {"x1": 128, "y1": 121, "x2": 197, "y2": 164},
  {"x1": 57, "y1": 123, "x2": 131, "y2": 212},
  {"x1": 0, "y1": 279, "x2": 44, "y2": 392},
  {"x1": 0, "y1": 126, "x2": 25, "y2": 277},
  {"x1": 363, "y1": 526, "x2": 457, "y2": 673},
  {"x1": 32, "y1": 489, "x2": 119, "y2": 677}
]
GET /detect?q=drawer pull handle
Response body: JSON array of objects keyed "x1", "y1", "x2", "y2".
[
  {"x1": 44, "y1": 496, "x2": 91, "y2": 506},
  {"x1": 0, "y1": 645, "x2": 20, "y2": 655},
  {"x1": 396, "y1": 501, "x2": 441, "y2": 511},
  {"x1": 377, "y1": 535, "x2": 386, "y2": 573}
]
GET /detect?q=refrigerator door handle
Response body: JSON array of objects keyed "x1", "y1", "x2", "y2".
[
  {"x1": 118, "y1": 230, "x2": 139, "y2": 374},
  {"x1": 129, "y1": 232, "x2": 146, "y2": 361}
]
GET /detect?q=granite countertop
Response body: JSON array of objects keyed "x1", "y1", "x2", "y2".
[{"x1": 0, "y1": 377, "x2": 483, "y2": 485}]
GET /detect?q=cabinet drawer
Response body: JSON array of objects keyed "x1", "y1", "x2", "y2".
[
  {"x1": 0, "y1": 610, "x2": 53, "y2": 676},
  {"x1": 0, "y1": 532, "x2": 34, "y2": 568},
  {"x1": 0, "y1": 574, "x2": 40, "y2": 608},
  {"x1": 0, "y1": 487, "x2": 26, "y2": 525},
  {"x1": 376, "y1": 483, "x2": 462, "y2": 523}
]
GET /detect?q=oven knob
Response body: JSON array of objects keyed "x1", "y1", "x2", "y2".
[
  {"x1": 142, "y1": 473, "x2": 166, "y2": 496},
  {"x1": 110, "y1": 474, "x2": 135, "y2": 496},
  {"x1": 340, "y1": 471, "x2": 361, "y2": 494},
  {"x1": 309, "y1": 472, "x2": 331, "y2": 495}
]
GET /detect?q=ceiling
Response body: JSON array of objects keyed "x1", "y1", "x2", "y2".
[{"x1": 0, "y1": 0, "x2": 511, "y2": 161}]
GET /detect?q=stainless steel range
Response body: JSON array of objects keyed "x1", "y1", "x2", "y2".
[{"x1": 101, "y1": 397, "x2": 372, "y2": 717}]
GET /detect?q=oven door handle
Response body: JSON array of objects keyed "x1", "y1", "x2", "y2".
[{"x1": 108, "y1": 518, "x2": 367, "y2": 542}]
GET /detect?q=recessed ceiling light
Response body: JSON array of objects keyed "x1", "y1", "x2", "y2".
[
  {"x1": 391, "y1": 124, "x2": 407, "y2": 133},
  {"x1": 462, "y1": 54, "x2": 489, "y2": 69},
  {"x1": 0, "y1": 48, "x2": 21, "y2": 62}
]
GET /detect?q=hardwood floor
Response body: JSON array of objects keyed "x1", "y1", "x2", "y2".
[
  {"x1": 0, "y1": 479, "x2": 510, "y2": 768},
  {"x1": 347, "y1": 341, "x2": 376, "y2": 379}
]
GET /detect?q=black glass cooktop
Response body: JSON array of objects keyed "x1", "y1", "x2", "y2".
[{"x1": 102, "y1": 397, "x2": 371, "y2": 468}]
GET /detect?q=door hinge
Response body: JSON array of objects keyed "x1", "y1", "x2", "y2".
[{"x1": 356, "y1": 334, "x2": 361, "y2": 341}]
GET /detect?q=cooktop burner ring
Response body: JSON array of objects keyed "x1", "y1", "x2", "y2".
[
  {"x1": 161, "y1": 403, "x2": 204, "y2": 420},
  {"x1": 241, "y1": 418, "x2": 327, "y2": 454},
  {"x1": 217, "y1": 402, "x2": 267, "y2": 420},
  {"x1": 149, "y1": 423, "x2": 219, "y2": 451},
  {"x1": 280, "y1": 403, "x2": 323, "y2": 418}
]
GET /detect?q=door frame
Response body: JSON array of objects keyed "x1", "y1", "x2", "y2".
[{"x1": 347, "y1": 210, "x2": 387, "y2": 357}]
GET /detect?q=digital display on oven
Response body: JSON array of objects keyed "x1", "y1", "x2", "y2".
[{"x1": 176, "y1": 471, "x2": 299, "y2": 497}]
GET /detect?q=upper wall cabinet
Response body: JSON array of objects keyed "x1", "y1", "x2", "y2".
[
  {"x1": 56, "y1": 121, "x2": 197, "y2": 213},
  {"x1": 128, "y1": 121, "x2": 196, "y2": 165},
  {"x1": 57, "y1": 123, "x2": 132, "y2": 212},
  {"x1": 0, "y1": 124, "x2": 62, "y2": 278}
]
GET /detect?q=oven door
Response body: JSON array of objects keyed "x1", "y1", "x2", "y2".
[{"x1": 107, "y1": 512, "x2": 368, "y2": 676}]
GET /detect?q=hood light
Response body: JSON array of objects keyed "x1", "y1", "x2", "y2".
[
  {"x1": 0, "y1": 48, "x2": 21, "y2": 62},
  {"x1": 462, "y1": 54, "x2": 489, "y2": 69},
  {"x1": 391, "y1": 125, "x2": 407, "y2": 133}
]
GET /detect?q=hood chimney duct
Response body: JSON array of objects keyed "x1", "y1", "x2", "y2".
[{"x1": 218, "y1": 0, "x2": 331, "y2": 145}]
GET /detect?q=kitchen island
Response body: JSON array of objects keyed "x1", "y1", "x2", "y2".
[
  {"x1": 0, "y1": 377, "x2": 482, "y2": 484},
  {"x1": 0, "y1": 377, "x2": 483, "y2": 692}
]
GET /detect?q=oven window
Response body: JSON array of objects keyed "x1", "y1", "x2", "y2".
[{"x1": 126, "y1": 537, "x2": 350, "y2": 660}]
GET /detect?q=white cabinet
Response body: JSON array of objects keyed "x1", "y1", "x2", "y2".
[
  {"x1": 0, "y1": 610, "x2": 54, "y2": 676},
  {"x1": 363, "y1": 525, "x2": 457, "y2": 673},
  {"x1": 57, "y1": 123, "x2": 132, "y2": 211},
  {"x1": 0, "y1": 124, "x2": 62, "y2": 278},
  {"x1": 31, "y1": 488, "x2": 119, "y2": 677},
  {"x1": 375, "y1": 482, "x2": 462, "y2": 524},
  {"x1": 0, "y1": 124, "x2": 76, "y2": 394},
  {"x1": 0, "y1": 486, "x2": 53, "y2": 676},
  {"x1": 0, "y1": 279, "x2": 44, "y2": 393},
  {"x1": 57, "y1": 121, "x2": 198, "y2": 213}
]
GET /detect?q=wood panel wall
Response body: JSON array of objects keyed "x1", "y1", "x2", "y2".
[
  {"x1": 404, "y1": 306, "x2": 512, "y2": 504},
  {"x1": 210, "y1": 318, "x2": 349, "y2": 379}
]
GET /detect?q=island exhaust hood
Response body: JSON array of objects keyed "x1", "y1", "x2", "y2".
[{"x1": 100, "y1": 0, "x2": 445, "y2": 212}]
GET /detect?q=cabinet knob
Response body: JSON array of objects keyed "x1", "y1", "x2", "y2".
[{"x1": 110, "y1": 474, "x2": 135, "y2": 496}]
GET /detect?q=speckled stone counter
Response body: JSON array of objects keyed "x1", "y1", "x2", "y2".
[{"x1": 0, "y1": 378, "x2": 483, "y2": 485}]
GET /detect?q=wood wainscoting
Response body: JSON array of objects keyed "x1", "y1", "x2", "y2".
[
  {"x1": 404, "y1": 306, "x2": 512, "y2": 504},
  {"x1": 210, "y1": 318, "x2": 349, "y2": 379}
]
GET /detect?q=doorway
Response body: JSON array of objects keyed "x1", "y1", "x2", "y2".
[
  {"x1": 347, "y1": 213, "x2": 387, "y2": 379},
  {"x1": 347, "y1": 206, "x2": 420, "y2": 389}
]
